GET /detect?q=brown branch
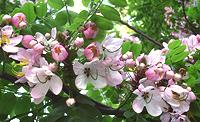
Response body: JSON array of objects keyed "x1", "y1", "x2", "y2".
[
  {"x1": 0, "y1": 72, "x2": 125, "y2": 118},
  {"x1": 119, "y1": 20, "x2": 163, "y2": 48},
  {"x1": 181, "y1": 0, "x2": 197, "y2": 35}
]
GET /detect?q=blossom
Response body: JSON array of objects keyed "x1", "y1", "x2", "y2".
[
  {"x1": 0, "y1": 26, "x2": 23, "y2": 53},
  {"x1": 51, "y1": 44, "x2": 68, "y2": 61},
  {"x1": 83, "y1": 22, "x2": 98, "y2": 39},
  {"x1": 73, "y1": 60, "x2": 107, "y2": 89},
  {"x1": 74, "y1": 37, "x2": 84, "y2": 48},
  {"x1": 83, "y1": 42, "x2": 100, "y2": 61},
  {"x1": 163, "y1": 85, "x2": 196, "y2": 114},
  {"x1": 182, "y1": 35, "x2": 200, "y2": 53},
  {"x1": 12, "y1": 13, "x2": 27, "y2": 28},
  {"x1": 132, "y1": 84, "x2": 165, "y2": 116},
  {"x1": 25, "y1": 58, "x2": 63, "y2": 99},
  {"x1": 22, "y1": 35, "x2": 34, "y2": 48}
]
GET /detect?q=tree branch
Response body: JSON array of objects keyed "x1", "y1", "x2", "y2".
[
  {"x1": 181, "y1": 0, "x2": 197, "y2": 35},
  {"x1": 0, "y1": 72, "x2": 125, "y2": 118},
  {"x1": 119, "y1": 20, "x2": 163, "y2": 48}
]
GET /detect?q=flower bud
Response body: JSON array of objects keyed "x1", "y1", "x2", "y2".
[
  {"x1": 48, "y1": 63, "x2": 58, "y2": 72},
  {"x1": 74, "y1": 37, "x2": 84, "y2": 48},
  {"x1": 45, "y1": 33, "x2": 51, "y2": 39},
  {"x1": 145, "y1": 68, "x2": 157, "y2": 81},
  {"x1": 22, "y1": 35, "x2": 34, "y2": 48},
  {"x1": 19, "y1": 21, "x2": 27, "y2": 29},
  {"x1": 166, "y1": 70, "x2": 174, "y2": 79},
  {"x1": 2, "y1": 14, "x2": 12, "y2": 23},
  {"x1": 83, "y1": 22, "x2": 98, "y2": 39},
  {"x1": 125, "y1": 59, "x2": 135, "y2": 68},
  {"x1": 29, "y1": 40, "x2": 37, "y2": 47},
  {"x1": 174, "y1": 73, "x2": 181, "y2": 81},
  {"x1": 33, "y1": 43, "x2": 44, "y2": 55},
  {"x1": 12, "y1": 13, "x2": 27, "y2": 28},
  {"x1": 51, "y1": 44, "x2": 68, "y2": 62},
  {"x1": 83, "y1": 42, "x2": 100, "y2": 61},
  {"x1": 66, "y1": 98, "x2": 76, "y2": 106}
]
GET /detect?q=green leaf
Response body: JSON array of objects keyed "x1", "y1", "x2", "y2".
[
  {"x1": 99, "y1": 5, "x2": 120, "y2": 21},
  {"x1": 14, "y1": 96, "x2": 31, "y2": 115},
  {"x1": 0, "y1": 92, "x2": 16, "y2": 114},
  {"x1": 31, "y1": 24, "x2": 51, "y2": 34},
  {"x1": 124, "y1": 110, "x2": 135, "y2": 118},
  {"x1": 171, "y1": 51, "x2": 189, "y2": 63},
  {"x1": 35, "y1": 2, "x2": 47, "y2": 18},
  {"x1": 82, "y1": 0, "x2": 90, "y2": 7},
  {"x1": 48, "y1": 0, "x2": 64, "y2": 10},
  {"x1": 21, "y1": 2, "x2": 36, "y2": 23},
  {"x1": 65, "y1": 0, "x2": 74, "y2": 7},
  {"x1": 55, "y1": 11, "x2": 68, "y2": 26},
  {"x1": 131, "y1": 43, "x2": 142, "y2": 59},
  {"x1": 168, "y1": 39, "x2": 181, "y2": 50},
  {"x1": 108, "y1": 0, "x2": 127, "y2": 7},
  {"x1": 170, "y1": 45, "x2": 186, "y2": 55},
  {"x1": 93, "y1": 15, "x2": 113, "y2": 30},
  {"x1": 94, "y1": 29, "x2": 106, "y2": 42},
  {"x1": 122, "y1": 41, "x2": 132, "y2": 54}
]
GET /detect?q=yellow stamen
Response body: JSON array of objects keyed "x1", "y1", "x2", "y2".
[
  {"x1": 17, "y1": 59, "x2": 29, "y2": 66},
  {"x1": 16, "y1": 72, "x2": 25, "y2": 77},
  {"x1": 1, "y1": 34, "x2": 10, "y2": 44}
]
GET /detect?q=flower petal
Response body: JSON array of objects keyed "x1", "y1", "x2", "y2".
[
  {"x1": 91, "y1": 76, "x2": 107, "y2": 89},
  {"x1": 75, "y1": 74, "x2": 87, "y2": 90},
  {"x1": 31, "y1": 82, "x2": 49, "y2": 99},
  {"x1": 49, "y1": 75, "x2": 63, "y2": 95},
  {"x1": 2, "y1": 45, "x2": 19, "y2": 53},
  {"x1": 146, "y1": 100, "x2": 162, "y2": 116},
  {"x1": 132, "y1": 97, "x2": 145, "y2": 113}
]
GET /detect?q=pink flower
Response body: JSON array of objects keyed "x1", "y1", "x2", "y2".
[
  {"x1": 83, "y1": 42, "x2": 100, "y2": 61},
  {"x1": 83, "y1": 22, "x2": 98, "y2": 39},
  {"x1": 132, "y1": 84, "x2": 165, "y2": 116},
  {"x1": 12, "y1": 13, "x2": 27, "y2": 28},
  {"x1": 2, "y1": 14, "x2": 12, "y2": 23},
  {"x1": 163, "y1": 85, "x2": 196, "y2": 114},
  {"x1": 74, "y1": 37, "x2": 84, "y2": 48},
  {"x1": 22, "y1": 35, "x2": 34, "y2": 48},
  {"x1": 25, "y1": 58, "x2": 63, "y2": 99},
  {"x1": 51, "y1": 44, "x2": 68, "y2": 62},
  {"x1": 73, "y1": 60, "x2": 107, "y2": 89},
  {"x1": 0, "y1": 26, "x2": 23, "y2": 53}
]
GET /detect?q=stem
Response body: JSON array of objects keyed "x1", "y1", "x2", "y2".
[
  {"x1": 65, "y1": 2, "x2": 71, "y2": 25},
  {"x1": 181, "y1": 0, "x2": 197, "y2": 34},
  {"x1": 119, "y1": 20, "x2": 163, "y2": 48},
  {"x1": 117, "y1": 93, "x2": 132, "y2": 110}
]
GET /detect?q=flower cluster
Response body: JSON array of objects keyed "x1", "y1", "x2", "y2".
[
  {"x1": 1, "y1": 13, "x2": 69, "y2": 104},
  {"x1": 128, "y1": 48, "x2": 196, "y2": 121}
]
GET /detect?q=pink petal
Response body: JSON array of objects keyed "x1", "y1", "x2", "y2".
[
  {"x1": 49, "y1": 75, "x2": 63, "y2": 95},
  {"x1": 31, "y1": 82, "x2": 49, "y2": 99},
  {"x1": 132, "y1": 97, "x2": 145, "y2": 113}
]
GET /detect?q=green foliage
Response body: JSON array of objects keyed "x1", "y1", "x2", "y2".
[
  {"x1": 21, "y1": 2, "x2": 36, "y2": 23},
  {"x1": 99, "y1": 5, "x2": 121, "y2": 21},
  {"x1": 55, "y1": 11, "x2": 68, "y2": 26},
  {"x1": 166, "y1": 40, "x2": 189, "y2": 63},
  {"x1": 122, "y1": 41, "x2": 142, "y2": 58},
  {"x1": 48, "y1": 0, "x2": 65, "y2": 10},
  {"x1": 92, "y1": 15, "x2": 114, "y2": 30},
  {"x1": 35, "y1": 2, "x2": 47, "y2": 18},
  {"x1": 108, "y1": 0, "x2": 128, "y2": 7},
  {"x1": 0, "y1": 92, "x2": 16, "y2": 115}
]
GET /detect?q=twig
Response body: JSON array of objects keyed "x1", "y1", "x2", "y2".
[
  {"x1": 119, "y1": 20, "x2": 163, "y2": 48},
  {"x1": 181, "y1": 0, "x2": 197, "y2": 34}
]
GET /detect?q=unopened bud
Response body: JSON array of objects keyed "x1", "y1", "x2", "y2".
[
  {"x1": 166, "y1": 70, "x2": 174, "y2": 79},
  {"x1": 45, "y1": 33, "x2": 51, "y2": 39},
  {"x1": 74, "y1": 37, "x2": 84, "y2": 48},
  {"x1": 19, "y1": 21, "x2": 27, "y2": 29},
  {"x1": 174, "y1": 73, "x2": 182, "y2": 81},
  {"x1": 66, "y1": 98, "x2": 76, "y2": 106},
  {"x1": 2, "y1": 15, "x2": 12, "y2": 23}
]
